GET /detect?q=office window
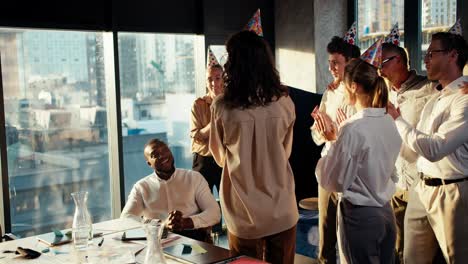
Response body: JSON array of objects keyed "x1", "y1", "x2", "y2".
[
  {"x1": 357, "y1": 0, "x2": 404, "y2": 51},
  {"x1": 421, "y1": 0, "x2": 457, "y2": 70},
  {"x1": 118, "y1": 33, "x2": 204, "y2": 200},
  {"x1": 0, "y1": 28, "x2": 113, "y2": 237}
]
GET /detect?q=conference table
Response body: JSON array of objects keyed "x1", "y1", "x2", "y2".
[{"x1": 0, "y1": 218, "x2": 240, "y2": 264}]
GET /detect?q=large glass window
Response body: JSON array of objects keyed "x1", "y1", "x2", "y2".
[
  {"x1": 118, "y1": 33, "x2": 204, "y2": 199},
  {"x1": 357, "y1": 0, "x2": 405, "y2": 51},
  {"x1": 421, "y1": 0, "x2": 457, "y2": 70},
  {"x1": 0, "y1": 28, "x2": 113, "y2": 237}
]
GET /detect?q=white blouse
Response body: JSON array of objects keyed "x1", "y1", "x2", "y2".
[
  {"x1": 315, "y1": 108, "x2": 402, "y2": 207},
  {"x1": 121, "y1": 169, "x2": 221, "y2": 229}
]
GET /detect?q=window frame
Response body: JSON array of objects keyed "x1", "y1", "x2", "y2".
[
  {"x1": 351, "y1": 0, "x2": 466, "y2": 73},
  {"x1": 0, "y1": 28, "x2": 205, "y2": 234}
]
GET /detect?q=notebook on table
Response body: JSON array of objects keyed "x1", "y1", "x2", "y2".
[{"x1": 163, "y1": 240, "x2": 239, "y2": 264}]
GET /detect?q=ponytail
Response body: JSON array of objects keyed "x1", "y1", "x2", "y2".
[
  {"x1": 371, "y1": 76, "x2": 388, "y2": 108},
  {"x1": 344, "y1": 59, "x2": 389, "y2": 109}
]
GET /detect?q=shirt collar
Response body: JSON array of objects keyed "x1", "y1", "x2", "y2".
[
  {"x1": 397, "y1": 70, "x2": 419, "y2": 93},
  {"x1": 153, "y1": 169, "x2": 176, "y2": 183},
  {"x1": 443, "y1": 76, "x2": 468, "y2": 92},
  {"x1": 350, "y1": 107, "x2": 387, "y2": 120}
]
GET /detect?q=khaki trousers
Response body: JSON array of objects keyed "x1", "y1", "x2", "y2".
[
  {"x1": 318, "y1": 186, "x2": 338, "y2": 264},
  {"x1": 228, "y1": 225, "x2": 297, "y2": 264},
  {"x1": 404, "y1": 180, "x2": 468, "y2": 263},
  {"x1": 391, "y1": 188, "x2": 409, "y2": 264}
]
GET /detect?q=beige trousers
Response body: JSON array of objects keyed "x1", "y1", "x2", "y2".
[
  {"x1": 391, "y1": 188, "x2": 408, "y2": 264},
  {"x1": 318, "y1": 186, "x2": 338, "y2": 264},
  {"x1": 404, "y1": 180, "x2": 468, "y2": 263}
]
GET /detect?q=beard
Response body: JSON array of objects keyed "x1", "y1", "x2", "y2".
[{"x1": 156, "y1": 160, "x2": 176, "y2": 180}]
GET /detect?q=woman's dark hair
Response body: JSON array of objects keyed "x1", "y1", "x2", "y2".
[
  {"x1": 223, "y1": 30, "x2": 287, "y2": 108},
  {"x1": 344, "y1": 59, "x2": 388, "y2": 108},
  {"x1": 327, "y1": 36, "x2": 361, "y2": 60}
]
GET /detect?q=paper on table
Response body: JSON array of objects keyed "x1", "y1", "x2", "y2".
[{"x1": 190, "y1": 244, "x2": 207, "y2": 254}]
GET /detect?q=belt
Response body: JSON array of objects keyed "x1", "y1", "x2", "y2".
[{"x1": 419, "y1": 172, "x2": 468, "y2": 186}]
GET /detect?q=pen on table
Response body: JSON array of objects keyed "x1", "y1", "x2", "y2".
[{"x1": 98, "y1": 237, "x2": 104, "y2": 247}]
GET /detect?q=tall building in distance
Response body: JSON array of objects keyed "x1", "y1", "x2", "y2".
[
  {"x1": 423, "y1": 0, "x2": 457, "y2": 28},
  {"x1": 357, "y1": 0, "x2": 404, "y2": 49},
  {"x1": 358, "y1": 0, "x2": 404, "y2": 36},
  {"x1": 118, "y1": 33, "x2": 196, "y2": 99},
  {"x1": 23, "y1": 31, "x2": 89, "y2": 84}
]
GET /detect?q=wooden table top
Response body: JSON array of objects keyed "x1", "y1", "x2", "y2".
[{"x1": 299, "y1": 197, "x2": 319, "y2": 211}]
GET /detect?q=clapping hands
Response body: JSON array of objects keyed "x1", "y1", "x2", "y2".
[
  {"x1": 166, "y1": 210, "x2": 194, "y2": 232},
  {"x1": 311, "y1": 106, "x2": 337, "y2": 141}
]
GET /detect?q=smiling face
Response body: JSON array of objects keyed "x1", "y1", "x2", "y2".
[
  {"x1": 328, "y1": 53, "x2": 347, "y2": 81},
  {"x1": 206, "y1": 66, "x2": 224, "y2": 98},
  {"x1": 424, "y1": 39, "x2": 450, "y2": 81},
  {"x1": 379, "y1": 50, "x2": 399, "y2": 83},
  {"x1": 144, "y1": 141, "x2": 174, "y2": 174}
]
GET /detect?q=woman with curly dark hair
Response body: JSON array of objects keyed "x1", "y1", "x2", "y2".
[{"x1": 209, "y1": 30, "x2": 298, "y2": 264}]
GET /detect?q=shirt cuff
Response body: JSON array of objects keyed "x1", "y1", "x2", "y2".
[
  {"x1": 189, "y1": 215, "x2": 202, "y2": 229},
  {"x1": 394, "y1": 116, "x2": 411, "y2": 136},
  {"x1": 311, "y1": 125, "x2": 325, "y2": 146}
]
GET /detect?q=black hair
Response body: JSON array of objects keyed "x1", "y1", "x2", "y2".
[
  {"x1": 223, "y1": 30, "x2": 287, "y2": 108},
  {"x1": 327, "y1": 36, "x2": 361, "y2": 60}
]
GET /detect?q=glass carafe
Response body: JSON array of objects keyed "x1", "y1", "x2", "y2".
[
  {"x1": 71, "y1": 191, "x2": 93, "y2": 249},
  {"x1": 143, "y1": 219, "x2": 167, "y2": 264}
]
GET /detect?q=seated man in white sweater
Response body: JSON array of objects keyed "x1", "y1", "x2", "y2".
[{"x1": 121, "y1": 138, "x2": 221, "y2": 242}]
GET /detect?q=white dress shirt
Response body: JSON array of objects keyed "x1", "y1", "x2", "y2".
[
  {"x1": 395, "y1": 76, "x2": 468, "y2": 180},
  {"x1": 388, "y1": 71, "x2": 436, "y2": 190},
  {"x1": 311, "y1": 83, "x2": 356, "y2": 156},
  {"x1": 316, "y1": 108, "x2": 402, "y2": 207},
  {"x1": 121, "y1": 169, "x2": 221, "y2": 229}
]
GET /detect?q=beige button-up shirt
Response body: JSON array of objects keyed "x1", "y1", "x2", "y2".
[
  {"x1": 395, "y1": 76, "x2": 468, "y2": 180},
  {"x1": 190, "y1": 95, "x2": 213, "y2": 156},
  {"x1": 388, "y1": 71, "x2": 436, "y2": 190},
  {"x1": 209, "y1": 95, "x2": 299, "y2": 239}
]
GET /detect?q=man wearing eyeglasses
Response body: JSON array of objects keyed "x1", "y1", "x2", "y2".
[
  {"x1": 388, "y1": 32, "x2": 468, "y2": 263},
  {"x1": 380, "y1": 43, "x2": 437, "y2": 264},
  {"x1": 121, "y1": 138, "x2": 221, "y2": 242}
]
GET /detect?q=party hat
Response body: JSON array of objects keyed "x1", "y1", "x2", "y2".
[
  {"x1": 360, "y1": 38, "x2": 383, "y2": 68},
  {"x1": 448, "y1": 19, "x2": 462, "y2": 35},
  {"x1": 206, "y1": 47, "x2": 220, "y2": 68},
  {"x1": 245, "y1": 9, "x2": 263, "y2": 37},
  {"x1": 385, "y1": 23, "x2": 400, "y2": 46},
  {"x1": 343, "y1": 21, "x2": 357, "y2": 45}
]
